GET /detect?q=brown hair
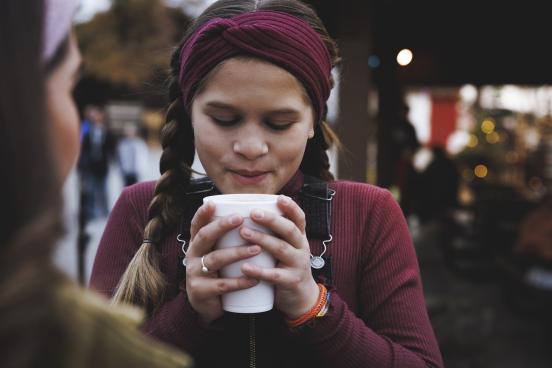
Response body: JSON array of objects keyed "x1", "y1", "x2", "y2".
[
  {"x1": 112, "y1": 0, "x2": 341, "y2": 312},
  {"x1": 0, "y1": 0, "x2": 69, "y2": 366}
]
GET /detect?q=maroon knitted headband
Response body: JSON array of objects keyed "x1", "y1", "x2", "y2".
[{"x1": 178, "y1": 11, "x2": 332, "y2": 125}]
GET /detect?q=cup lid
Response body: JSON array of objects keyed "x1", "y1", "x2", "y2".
[{"x1": 203, "y1": 194, "x2": 282, "y2": 217}]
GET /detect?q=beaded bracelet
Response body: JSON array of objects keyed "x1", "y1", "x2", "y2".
[
  {"x1": 286, "y1": 283, "x2": 329, "y2": 328},
  {"x1": 316, "y1": 290, "x2": 331, "y2": 317}
]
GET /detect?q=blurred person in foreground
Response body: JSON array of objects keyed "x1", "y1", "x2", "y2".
[
  {"x1": 90, "y1": 1, "x2": 443, "y2": 367},
  {"x1": 0, "y1": 1, "x2": 191, "y2": 367}
]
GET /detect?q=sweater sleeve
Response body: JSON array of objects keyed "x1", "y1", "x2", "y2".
[
  {"x1": 89, "y1": 184, "x2": 220, "y2": 352},
  {"x1": 89, "y1": 186, "x2": 145, "y2": 296},
  {"x1": 289, "y1": 188, "x2": 443, "y2": 368}
]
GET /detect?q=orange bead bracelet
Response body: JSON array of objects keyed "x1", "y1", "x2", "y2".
[{"x1": 286, "y1": 283, "x2": 328, "y2": 328}]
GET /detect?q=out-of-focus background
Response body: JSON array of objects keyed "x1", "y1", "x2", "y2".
[{"x1": 57, "y1": 1, "x2": 552, "y2": 367}]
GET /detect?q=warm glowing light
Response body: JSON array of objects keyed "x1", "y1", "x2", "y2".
[
  {"x1": 486, "y1": 131, "x2": 500, "y2": 144},
  {"x1": 481, "y1": 119, "x2": 495, "y2": 134},
  {"x1": 459, "y1": 186, "x2": 474, "y2": 205},
  {"x1": 467, "y1": 134, "x2": 479, "y2": 148},
  {"x1": 529, "y1": 177, "x2": 543, "y2": 191},
  {"x1": 505, "y1": 151, "x2": 519, "y2": 163},
  {"x1": 396, "y1": 49, "x2": 413, "y2": 66},
  {"x1": 474, "y1": 164, "x2": 488, "y2": 178}
]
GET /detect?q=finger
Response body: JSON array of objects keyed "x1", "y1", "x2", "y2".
[
  {"x1": 240, "y1": 227, "x2": 304, "y2": 265},
  {"x1": 277, "y1": 195, "x2": 306, "y2": 233},
  {"x1": 187, "y1": 277, "x2": 259, "y2": 299},
  {"x1": 198, "y1": 245, "x2": 262, "y2": 273},
  {"x1": 240, "y1": 263, "x2": 298, "y2": 286},
  {"x1": 249, "y1": 207, "x2": 306, "y2": 250},
  {"x1": 190, "y1": 202, "x2": 215, "y2": 240},
  {"x1": 188, "y1": 213, "x2": 243, "y2": 257}
]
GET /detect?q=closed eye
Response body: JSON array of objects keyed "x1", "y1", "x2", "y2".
[
  {"x1": 265, "y1": 120, "x2": 293, "y2": 131},
  {"x1": 210, "y1": 116, "x2": 240, "y2": 126}
]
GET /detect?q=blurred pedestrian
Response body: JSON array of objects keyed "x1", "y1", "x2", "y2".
[
  {"x1": 79, "y1": 104, "x2": 95, "y2": 142},
  {"x1": 416, "y1": 145, "x2": 460, "y2": 224},
  {"x1": 506, "y1": 194, "x2": 552, "y2": 318},
  {"x1": 517, "y1": 194, "x2": 552, "y2": 262},
  {"x1": 0, "y1": 1, "x2": 191, "y2": 367},
  {"x1": 388, "y1": 102, "x2": 421, "y2": 215},
  {"x1": 78, "y1": 104, "x2": 115, "y2": 218},
  {"x1": 117, "y1": 124, "x2": 148, "y2": 187}
]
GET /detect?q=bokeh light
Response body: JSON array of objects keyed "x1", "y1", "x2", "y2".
[
  {"x1": 474, "y1": 164, "x2": 488, "y2": 178},
  {"x1": 481, "y1": 118, "x2": 495, "y2": 134},
  {"x1": 396, "y1": 48, "x2": 413, "y2": 66},
  {"x1": 467, "y1": 134, "x2": 479, "y2": 148},
  {"x1": 486, "y1": 131, "x2": 500, "y2": 144}
]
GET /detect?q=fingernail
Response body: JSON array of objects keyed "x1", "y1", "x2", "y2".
[
  {"x1": 229, "y1": 215, "x2": 240, "y2": 225},
  {"x1": 248, "y1": 245, "x2": 260, "y2": 254},
  {"x1": 242, "y1": 228, "x2": 253, "y2": 238},
  {"x1": 251, "y1": 209, "x2": 264, "y2": 219},
  {"x1": 247, "y1": 278, "x2": 259, "y2": 286},
  {"x1": 279, "y1": 195, "x2": 290, "y2": 205}
]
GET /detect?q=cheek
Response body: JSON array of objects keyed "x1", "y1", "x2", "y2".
[
  {"x1": 193, "y1": 123, "x2": 226, "y2": 168},
  {"x1": 275, "y1": 131, "x2": 309, "y2": 163},
  {"x1": 48, "y1": 94, "x2": 80, "y2": 180}
]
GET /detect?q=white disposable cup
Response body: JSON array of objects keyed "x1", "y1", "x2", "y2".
[{"x1": 203, "y1": 194, "x2": 282, "y2": 313}]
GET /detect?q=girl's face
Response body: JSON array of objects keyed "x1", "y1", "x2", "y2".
[
  {"x1": 45, "y1": 33, "x2": 82, "y2": 182},
  {"x1": 191, "y1": 58, "x2": 315, "y2": 194}
]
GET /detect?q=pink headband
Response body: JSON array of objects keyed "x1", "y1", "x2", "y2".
[
  {"x1": 42, "y1": 0, "x2": 79, "y2": 62},
  {"x1": 178, "y1": 11, "x2": 332, "y2": 125}
]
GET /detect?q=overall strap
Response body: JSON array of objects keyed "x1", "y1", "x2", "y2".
[
  {"x1": 300, "y1": 175, "x2": 335, "y2": 287},
  {"x1": 301, "y1": 175, "x2": 334, "y2": 239},
  {"x1": 175, "y1": 177, "x2": 216, "y2": 281},
  {"x1": 180, "y1": 176, "x2": 215, "y2": 225}
]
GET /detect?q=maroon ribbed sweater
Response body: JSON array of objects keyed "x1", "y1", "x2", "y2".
[{"x1": 90, "y1": 171, "x2": 443, "y2": 368}]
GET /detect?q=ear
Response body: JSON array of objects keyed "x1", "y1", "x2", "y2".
[{"x1": 308, "y1": 128, "x2": 315, "y2": 139}]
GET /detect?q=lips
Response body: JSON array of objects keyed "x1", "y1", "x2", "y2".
[
  {"x1": 232, "y1": 169, "x2": 267, "y2": 177},
  {"x1": 228, "y1": 169, "x2": 269, "y2": 185}
]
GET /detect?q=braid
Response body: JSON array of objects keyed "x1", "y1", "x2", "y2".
[
  {"x1": 300, "y1": 71, "x2": 341, "y2": 182},
  {"x1": 301, "y1": 120, "x2": 339, "y2": 181},
  {"x1": 112, "y1": 45, "x2": 195, "y2": 313}
]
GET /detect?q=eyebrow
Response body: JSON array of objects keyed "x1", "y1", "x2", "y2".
[{"x1": 205, "y1": 101, "x2": 301, "y2": 116}]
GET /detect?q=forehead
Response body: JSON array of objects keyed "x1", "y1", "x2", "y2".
[{"x1": 196, "y1": 57, "x2": 311, "y2": 106}]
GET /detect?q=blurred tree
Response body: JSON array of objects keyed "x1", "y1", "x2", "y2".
[{"x1": 76, "y1": 0, "x2": 189, "y2": 95}]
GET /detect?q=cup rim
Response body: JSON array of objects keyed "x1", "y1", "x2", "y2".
[{"x1": 203, "y1": 193, "x2": 279, "y2": 204}]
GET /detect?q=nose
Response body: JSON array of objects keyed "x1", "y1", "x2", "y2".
[{"x1": 232, "y1": 131, "x2": 268, "y2": 160}]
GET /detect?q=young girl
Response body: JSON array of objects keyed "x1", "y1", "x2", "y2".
[
  {"x1": 91, "y1": 1, "x2": 443, "y2": 367},
  {"x1": 0, "y1": 1, "x2": 190, "y2": 367}
]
